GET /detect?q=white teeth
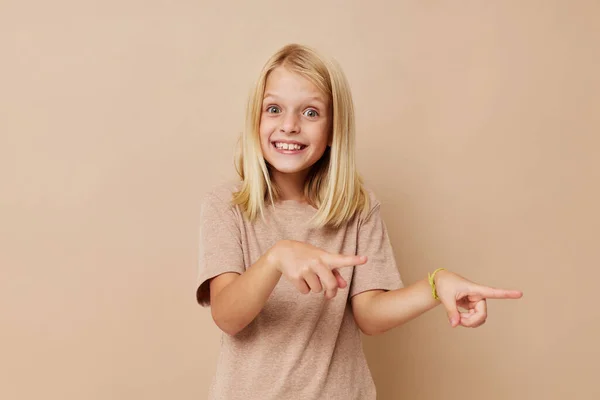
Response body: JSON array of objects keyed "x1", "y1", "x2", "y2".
[{"x1": 275, "y1": 142, "x2": 303, "y2": 150}]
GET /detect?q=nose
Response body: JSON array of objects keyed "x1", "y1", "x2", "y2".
[{"x1": 279, "y1": 112, "x2": 300, "y2": 134}]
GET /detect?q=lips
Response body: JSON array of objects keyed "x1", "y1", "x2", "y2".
[
  {"x1": 271, "y1": 140, "x2": 307, "y2": 145},
  {"x1": 271, "y1": 141, "x2": 307, "y2": 153}
]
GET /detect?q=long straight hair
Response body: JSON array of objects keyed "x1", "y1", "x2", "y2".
[{"x1": 232, "y1": 43, "x2": 369, "y2": 228}]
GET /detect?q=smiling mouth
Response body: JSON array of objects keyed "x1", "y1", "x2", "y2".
[{"x1": 271, "y1": 141, "x2": 307, "y2": 152}]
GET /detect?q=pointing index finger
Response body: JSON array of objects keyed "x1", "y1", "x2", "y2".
[
  {"x1": 321, "y1": 254, "x2": 368, "y2": 269},
  {"x1": 474, "y1": 284, "x2": 523, "y2": 300}
]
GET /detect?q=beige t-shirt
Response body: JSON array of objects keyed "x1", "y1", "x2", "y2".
[{"x1": 196, "y1": 182, "x2": 403, "y2": 400}]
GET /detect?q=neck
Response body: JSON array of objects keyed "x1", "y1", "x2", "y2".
[{"x1": 271, "y1": 170, "x2": 309, "y2": 202}]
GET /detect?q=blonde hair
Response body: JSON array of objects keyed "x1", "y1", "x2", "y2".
[{"x1": 232, "y1": 43, "x2": 369, "y2": 228}]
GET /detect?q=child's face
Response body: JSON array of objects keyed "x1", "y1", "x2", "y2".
[{"x1": 259, "y1": 66, "x2": 331, "y2": 182}]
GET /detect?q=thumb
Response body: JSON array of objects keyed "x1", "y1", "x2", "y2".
[{"x1": 441, "y1": 298, "x2": 460, "y2": 328}]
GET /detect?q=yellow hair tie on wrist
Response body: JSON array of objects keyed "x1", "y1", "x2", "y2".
[{"x1": 428, "y1": 268, "x2": 446, "y2": 300}]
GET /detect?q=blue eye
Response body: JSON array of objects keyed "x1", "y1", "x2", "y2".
[
  {"x1": 266, "y1": 106, "x2": 281, "y2": 114},
  {"x1": 304, "y1": 109, "x2": 319, "y2": 118}
]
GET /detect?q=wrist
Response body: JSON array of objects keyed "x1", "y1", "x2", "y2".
[
  {"x1": 433, "y1": 268, "x2": 450, "y2": 286},
  {"x1": 266, "y1": 241, "x2": 284, "y2": 273},
  {"x1": 428, "y1": 268, "x2": 447, "y2": 301}
]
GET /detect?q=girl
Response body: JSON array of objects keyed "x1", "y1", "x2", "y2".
[{"x1": 196, "y1": 43, "x2": 522, "y2": 400}]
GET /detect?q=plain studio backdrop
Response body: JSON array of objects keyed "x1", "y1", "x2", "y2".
[{"x1": 1, "y1": 1, "x2": 599, "y2": 399}]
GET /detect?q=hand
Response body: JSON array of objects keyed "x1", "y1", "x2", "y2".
[
  {"x1": 434, "y1": 270, "x2": 523, "y2": 328},
  {"x1": 268, "y1": 240, "x2": 368, "y2": 299}
]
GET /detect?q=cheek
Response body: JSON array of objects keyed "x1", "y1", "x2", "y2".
[
  {"x1": 259, "y1": 117, "x2": 275, "y2": 140},
  {"x1": 311, "y1": 122, "x2": 330, "y2": 148},
  {"x1": 258, "y1": 126, "x2": 268, "y2": 148}
]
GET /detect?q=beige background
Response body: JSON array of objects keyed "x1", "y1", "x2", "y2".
[{"x1": 2, "y1": 1, "x2": 599, "y2": 399}]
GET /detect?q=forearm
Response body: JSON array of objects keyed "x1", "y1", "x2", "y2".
[
  {"x1": 211, "y1": 250, "x2": 281, "y2": 335},
  {"x1": 356, "y1": 279, "x2": 440, "y2": 335}
]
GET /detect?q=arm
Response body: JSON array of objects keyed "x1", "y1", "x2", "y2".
[
  {"x1": 209, "y1": 240, "x2": 367, "y2": 336},
  {"x1": 351, "y1": 278, "x2": 438, "y2": 336},
  {"x1": 209, "y1": 249, "x2": 281, "y2": 336},
  {"x1": 352, "y1": 269, "x2": 523, "y2": 335}
]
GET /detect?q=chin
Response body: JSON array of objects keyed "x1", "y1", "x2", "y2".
[{"x1": 268, "y1": 163, "x2": 309, "y2": 175}]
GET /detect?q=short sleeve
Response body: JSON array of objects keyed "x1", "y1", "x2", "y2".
[
  {"x1": 195, "y1": 192, "x2": 245, "y2": 307},
  {"x1": 349, "y1": 202, "x2": 403, "y2": 297}
]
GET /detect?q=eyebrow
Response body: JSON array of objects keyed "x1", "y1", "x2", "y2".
[{"x1": 263, "y1": 92, "x2": 327, "y2": 105}]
